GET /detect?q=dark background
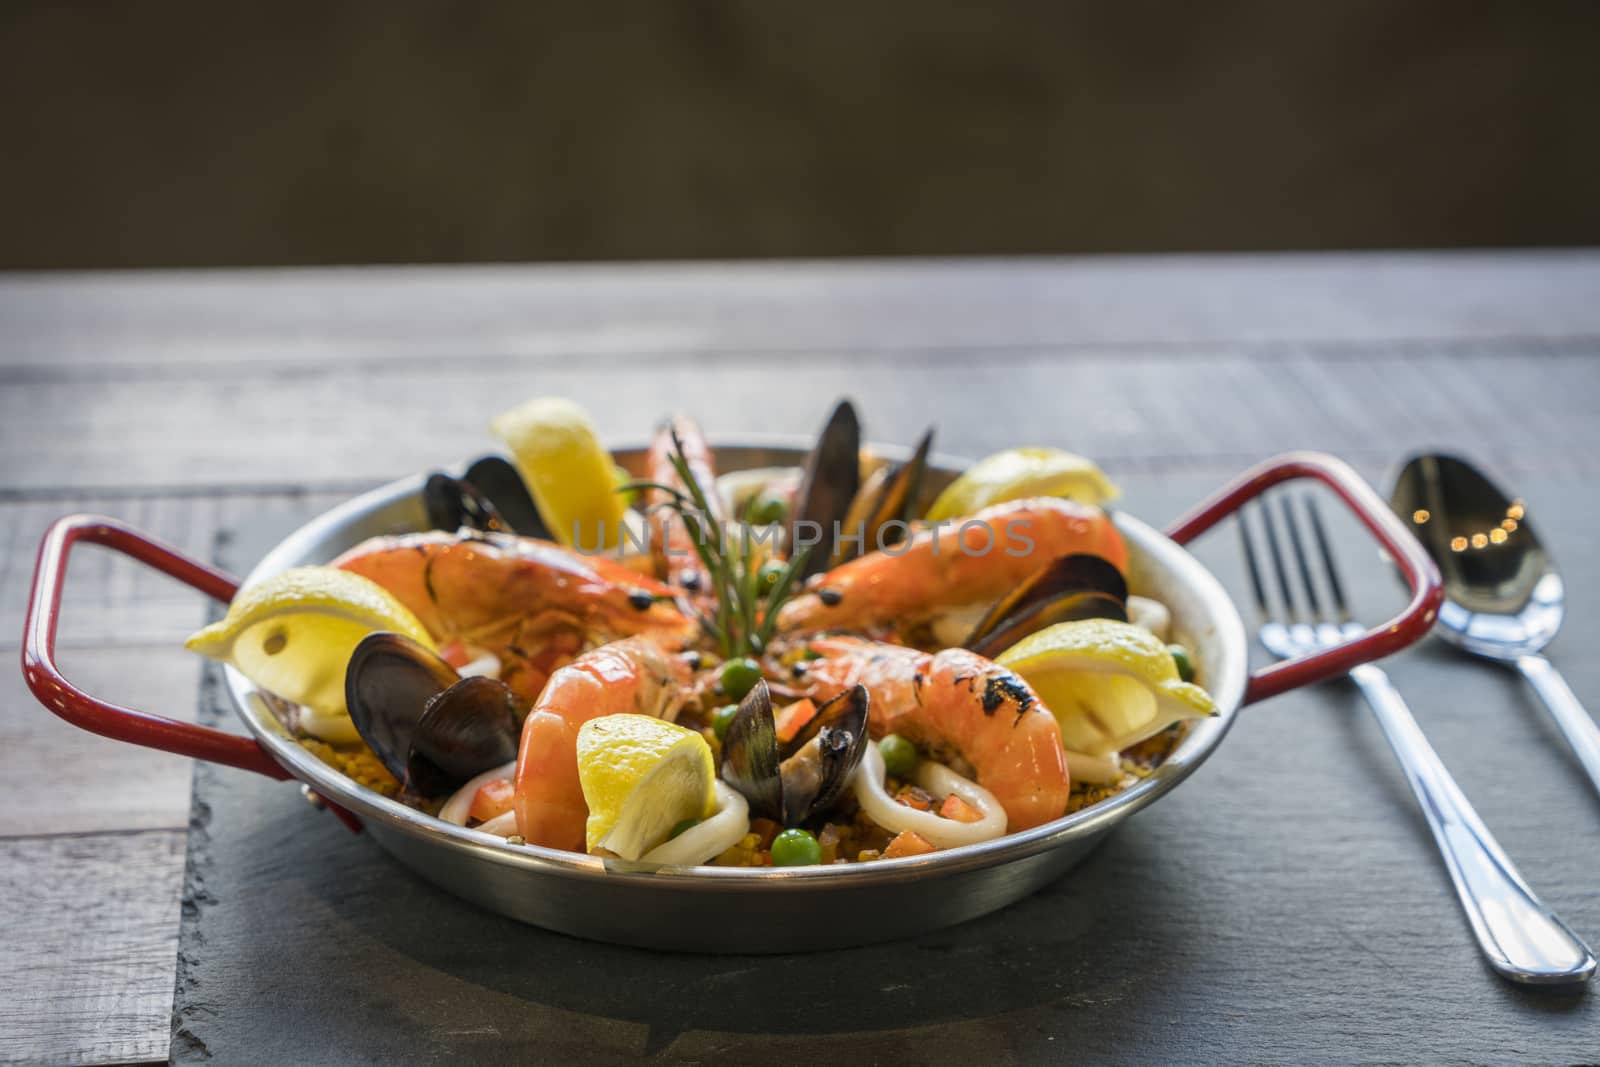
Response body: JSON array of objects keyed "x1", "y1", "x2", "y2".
[{"x1": 3, "y1": 1, "x2": 1599, "y2": 269}]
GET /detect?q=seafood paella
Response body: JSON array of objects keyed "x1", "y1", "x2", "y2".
[{"x1": 186, "y1": 397, "x2": 1217, "y2": 869}]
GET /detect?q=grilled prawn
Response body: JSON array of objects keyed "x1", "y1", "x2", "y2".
[
  {"x1": 512, "y1": 636, "x2": 694, "y2": 851},
  {"x1": 777, "y1": 497, "x2": 1126, "y2": 636},
  {"x1": 333, "y1": 531, "x2": 693, "y2": 703},
  {"x1": 803, "y1": 636, "x2": 1071, "y2": 830}
]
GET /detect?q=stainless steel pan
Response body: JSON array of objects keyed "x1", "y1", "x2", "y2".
[{"x1": 23, "y1": 446, "x2": 1440, "y2": 951}]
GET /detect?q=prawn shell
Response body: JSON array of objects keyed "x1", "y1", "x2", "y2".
[
  {"x1": 776, "y1": 497, "x2": 1129, "y2": 637},
  {"x1": 647, "y1": 414, "x2": 723, "y2": 592},
  {"x1": 964, "y1": 553, "x2": 1129, "y2": 658}
]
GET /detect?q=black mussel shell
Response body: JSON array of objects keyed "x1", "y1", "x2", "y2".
[
  {"x1": 423, "y1": 456, "x2": 550, "y2": 539},
  {"x1": 790, "y1": 399, "x2": 860, "y2": 579},
  {"x1": 719, "y1": 679, "x2": 871, "y2": 827},
  {"x1": 345, "y1": 632, "x2": 462, "y2": 783},
  {"x1": 405, "y1": 676, "x2": 521, "y2": 797},
  {"x1": 963, "y1": 553, "x2": 1128, "y2": 658},
  {"x1": 464, "y1": 456, "x2": 550, "y2": 539},
  {"x1": 719, "y1": 681, "x2": 783, "y2": 822},
  {"x1": 425, "y1": 473, "x2": 509, "y2": 534},
  {"x1": 777, "y1": 685, "x2": 870, "y2": 826},
  {"x1": 834, "y1": 428, "x2": 933, "y2": 564}
]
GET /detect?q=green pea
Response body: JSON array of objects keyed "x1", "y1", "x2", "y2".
[
  {"x1": 770, "y1": 828, "x2": 822, "y2": 866},
  {"x1": 668, "y1": 818, "x2": 700, "y2": 840},
  {"x1": 710, "y1": 703, "x2": 740, "y2": 742},
  {"x1": 1168, "y1": 644, "x2": 1195, "y2": 683},
  {"x1": 719, "y1": 657, "x2": 763, "y2": 701},
  {"x1": 878, "y1": 734, "x2": 918, "y2": 779},
  {"x1": 747, "y1": 490, "x2": 788, "y2": 526},
  {"x1": 757, "y1": 560, "x2": 787, "y2": 597}
]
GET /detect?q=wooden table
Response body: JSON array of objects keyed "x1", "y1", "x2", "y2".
[{"x1": 3, "y1": 252, "x2": 1599, "y2": 1065}]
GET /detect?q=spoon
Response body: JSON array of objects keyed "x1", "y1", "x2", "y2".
[{"x1": 1389, "y1": 453, "x2": 1600, "y2": 797}]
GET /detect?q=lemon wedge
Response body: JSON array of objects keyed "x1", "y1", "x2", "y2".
[
  {"x1": 926, "y1": 446, "x2": 1119, "y2": 521},
  {"x1": 576, "y1": 714, "x2": 716, "y2": 859},
  {"x1": 490, "y1": 396, "x2": 627, "y2": 550},
  {"x1": 996, "y1": 618, "x2": 1214, "y2": 756},
  {"x1": 184, "y1": 567, "x2": 436, "y2": 743}
]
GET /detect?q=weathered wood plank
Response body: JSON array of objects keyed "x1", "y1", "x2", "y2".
[
  {"x1": 0, "y1": 646, "x2": 204, "y2": 838},
  {"x1": 0, "y1": 830, "x2": 187, "y2": 1067},
  {"x1": 3, "y1": 254, "x2": 1600, "y2": 369},
  {"x1": 1, "y1": 346, "x2": 1596, "y2": 492}
]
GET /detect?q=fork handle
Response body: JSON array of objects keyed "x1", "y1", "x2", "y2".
[
  {"x1": 1349, "y1": 663, "x2": 1595, "y2": 985},
  {"x1": 1516, "y1": 654, "x2": 1600, "y2": 800}
]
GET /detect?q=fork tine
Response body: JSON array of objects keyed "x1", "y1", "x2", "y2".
[
  {"x1": 1279, "y1": 494, "x2": 1325, "y2": 621},
  {"x1": 1256, "y1": 499, "x2": 1299, "y2": 623},
  {"x1": 1303, "y1": 495, "x2": 1353, "y2": 623},
  {"x1": 1236, "y1": 509, "x2": 1271, "y2": 620}
]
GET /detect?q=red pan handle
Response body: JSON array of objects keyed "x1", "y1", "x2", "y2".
[
  {"x1": 1165, "y1": 451, "x2": 1442, "y2": 705},
  {"x1": 21, "y1": 514, "x2": 361, "y2": 830}
]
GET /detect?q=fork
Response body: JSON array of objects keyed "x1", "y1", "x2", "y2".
[{"x1": 1240, "y1": 492, "x2": 1596, "y2": 986}]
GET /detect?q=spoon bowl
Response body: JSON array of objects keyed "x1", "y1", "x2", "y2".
[
  {"x1": 1389, "y1": 454, "x2": 1562, "y2": 660},
  {"x1": 1390, "y1": 453, "x2": 1600, "y2": 797}
]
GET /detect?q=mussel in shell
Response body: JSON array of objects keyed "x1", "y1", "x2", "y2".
[
  {"x1": 408, "y1": 677, "x2": 521, "y2": 797},
  {"x1": 789, "y1": 400, "x2": 861, "y2": 579},
  {"x1": 423, "y1": 455, "x2": 550, "y2": 539},
  {"x1": 834, "y1": 427, "x2": 933, "y2": 564},
  {"x1": 720, "y1": 679, "x2": 870, "y2": 826},
  {"x1": 424, "y1": 473, "x2": 508, "y2": 534},
  {"x1": 962, "y1": 553, "x2": 1128, "y2": 659},
  {"x1": 345, "y1": 632, "x2": 520, "y2": 797}
]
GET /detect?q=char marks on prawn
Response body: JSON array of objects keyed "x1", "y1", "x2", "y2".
[{"x1": 981, "y1": 672, "x2": 1036, "y2": 721}]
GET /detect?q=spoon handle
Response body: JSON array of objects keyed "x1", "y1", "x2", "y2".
[
  {"x1": 1350, "y1": 662, "x2": 1596, "y2": 985},
  {"x1": 1517, "y1": 654, "x2": 1600, "y2": 798}
]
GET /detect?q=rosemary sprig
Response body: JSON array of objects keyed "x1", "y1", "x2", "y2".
[{"x1": 620, "y1": 436, "x2": 811, "y2": 659}]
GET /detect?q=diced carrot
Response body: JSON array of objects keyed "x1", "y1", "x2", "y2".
[
  {"x1": 468, "y1": 778, "x2": 516, "y2": 823},
  {"x1": 750, "y1": 818, "x2": 783, "y2": 850},
  {"x1": 773, "y1": 699, "x2": 818, "y2": 744},
  {"x1": 893, "y1": 785, "x2": 934, "y2": 812},
  {"x1": 938, "y1": 794, "x2": 984, "y2": 823},
  {"x1": 883, "y1": 831, "x2": 937, "y2": 858}
]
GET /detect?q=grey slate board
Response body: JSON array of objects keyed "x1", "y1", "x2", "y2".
[{"x1": 173, "y1": 474, "x2": 1600, "y2": 1065}]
